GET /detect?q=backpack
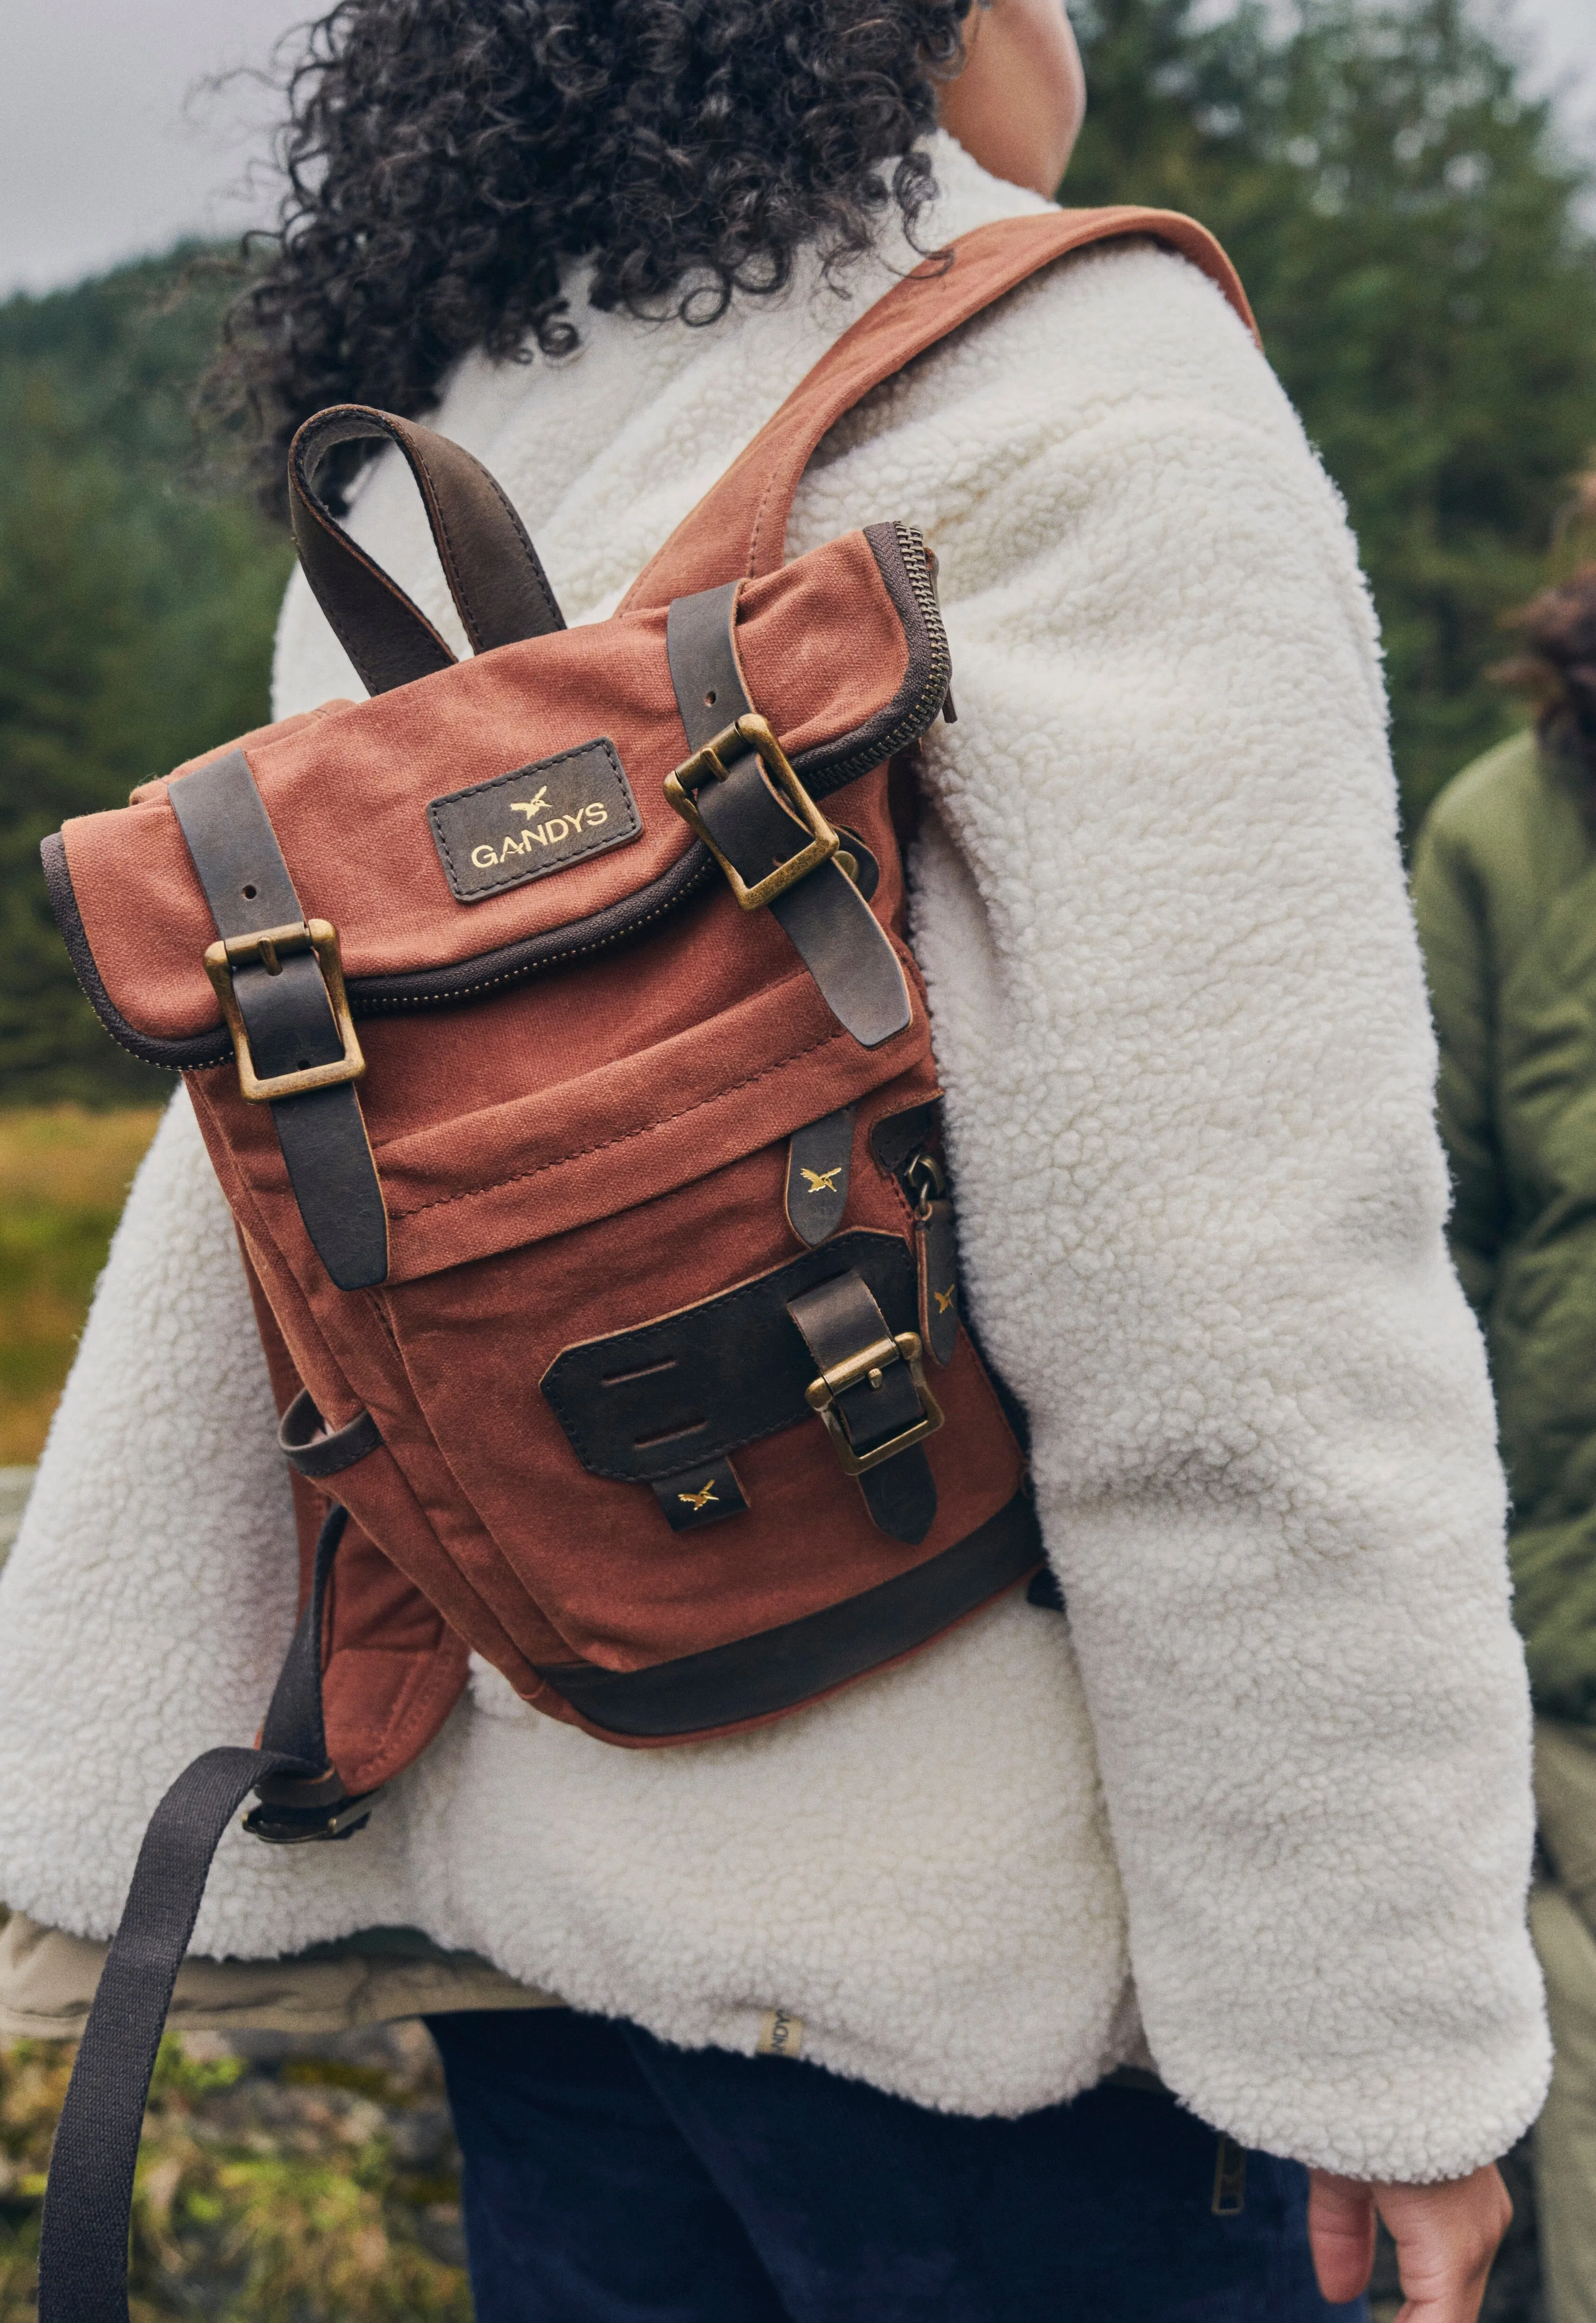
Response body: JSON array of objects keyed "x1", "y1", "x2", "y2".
[{"x1": 35, "y1": 206, "x2": 1250, "y2": 2319}]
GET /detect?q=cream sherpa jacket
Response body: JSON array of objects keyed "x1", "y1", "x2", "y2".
[{"x1": 0, "y1": 137, "x2": 1549, "y2": 2177}]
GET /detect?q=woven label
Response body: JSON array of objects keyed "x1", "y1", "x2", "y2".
[
  {"x1": 429, "y1": 738, "x2": 640, "y2": 904},
  {"x1": 757, "y1": 2008, "x2": 804, "y2": 2059}
]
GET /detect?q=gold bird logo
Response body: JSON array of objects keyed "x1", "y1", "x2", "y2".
[
  {"x1": 800, "y1": 1166, "x2": 843, "y2": 1196},
  {"x1": 933, "y1": 1284, "x2": 957, "y2": 1315},
  {"x1": 678, "y1": 1480, "x2": 719, "y2": 1512},
  {"x1": 511, "y1": 786, "x2": 551, "y2": 819}
]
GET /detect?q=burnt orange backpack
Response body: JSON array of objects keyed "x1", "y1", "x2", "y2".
[{"x1": 36, "y1": 207, "x2": 1250, "y2": 2319}]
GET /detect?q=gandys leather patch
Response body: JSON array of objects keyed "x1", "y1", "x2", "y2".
[{"x1": 429, "y1": 739, "x2": 641, "y2": 903}]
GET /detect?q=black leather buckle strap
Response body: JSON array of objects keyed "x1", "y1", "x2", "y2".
[
  {"x1": 37, "y1": 1506, "x2": 374, "y2": 2323},
  {"x1": 536, "y1": 1488, "x2": 1042, "y2": 1737},
  {"x1": 169, "y1": 749, "x2": 390, "y2": 1290},
  {"x1": 541, "y1": 1229, "x2": 916, "y2": 1485},
  {"x1": 664, "y1": 584, "x2": 912, "y2": 1051},
  {"x1": 786, "y1": 1271, "x2": 941, "y2": 1544}
]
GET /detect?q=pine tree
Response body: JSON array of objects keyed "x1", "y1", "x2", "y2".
[{"x1": 1068, "y1": 0, "x2": 1596, "y2": 827}]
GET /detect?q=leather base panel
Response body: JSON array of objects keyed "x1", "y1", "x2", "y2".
[{"x1": 534, "y1": 1488, "x2": 1041, "y2": 1738}]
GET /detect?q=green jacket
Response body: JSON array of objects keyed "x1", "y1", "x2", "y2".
[{"x1": 1414, "y1": 726, "x2": 1596, "y2": 1726}]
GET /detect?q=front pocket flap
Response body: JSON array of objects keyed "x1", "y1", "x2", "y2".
[
  {"x1": 51, "y1": 522, "x2": 945, "y2": 1065},
  {"x1": 542, "y1": 1229, "x2": 914, "y2": 1481}
]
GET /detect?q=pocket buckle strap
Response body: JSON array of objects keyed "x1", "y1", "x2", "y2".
[
  {"x1": 664, "y1": 712, "x2": 840, "y2": 911},
  {"x1": 805, "y1": 1327, "x2": 945, "y2": 1475},
  {"x1": 203, "y1": 917, "x2": 365, "y2": 1101}
]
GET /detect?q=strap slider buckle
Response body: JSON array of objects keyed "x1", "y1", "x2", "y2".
[
  {"x1": 804, "y1": 1328, "x2": 945, "y2": 1475},
  {"x1": 665, "y1": 712, "x2": 840, "y2": 911},
  {"x1": 203, "y1": 917, "x2": 366, "y2": 1103}
]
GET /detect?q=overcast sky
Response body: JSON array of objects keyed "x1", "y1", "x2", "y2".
[{"x1": 1, "y1": 0, "x2": 1592, "y2": 299}]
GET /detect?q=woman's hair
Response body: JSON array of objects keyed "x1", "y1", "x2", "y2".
[
  {"x1": 208, "y1": 0, "x2": 974, "y2": 517},
  {"x1": 1494, "y1": 568, "x2": 1596, "y2": 768}
]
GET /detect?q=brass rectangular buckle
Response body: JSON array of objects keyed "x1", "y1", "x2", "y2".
[
  {"x1": 202, "y1": 918, "x2": 365, "y2": 1104},
  {"x1": 804, "y1": 1328, "x2": 945, "y2": 1476},
  {"x1": 664, "y1": 712, "x2": 839, "y2": 912}
]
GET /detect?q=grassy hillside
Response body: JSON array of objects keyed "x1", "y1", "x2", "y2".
[{"x1": 0, "y1": 1107, "x2": 162, "y2": 1462}]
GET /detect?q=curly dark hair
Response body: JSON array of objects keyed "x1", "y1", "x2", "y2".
[
  {"x1": 206, "y1": 0, "x2": 975, "y2": 517},
  {"x1": 1494, "y1": 564, "x2": 1596, "y2": 772}
]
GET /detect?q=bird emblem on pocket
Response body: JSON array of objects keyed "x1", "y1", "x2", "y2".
[
  {"x1": 678, "y1": 1480, "x2": 719, "y2": 1512},
  {"x1": 933, "y1": 1284, "x2": 957, "y2": 1315},
  {"x1": 800, "y1": 1166, "x2": 843, "y2": 1196}
]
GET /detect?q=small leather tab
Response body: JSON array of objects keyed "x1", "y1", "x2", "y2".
[
  {"x1": 917, "y1": 1196, "x2": 960, "y2": 1367},
  {"x1": 651, "y1": 1456, "x2": 750, "y2": 1533},
  {"x1": 785, "y1": 1107, "x2": 856, "y2": 1247},
  {"x1": 277, "y1": 1386, "x2": 384, "y2": 1480}
]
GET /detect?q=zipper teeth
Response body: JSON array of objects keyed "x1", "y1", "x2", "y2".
[{"x1": 352, "y1": 522, "x2": 951, "y2": 1016}]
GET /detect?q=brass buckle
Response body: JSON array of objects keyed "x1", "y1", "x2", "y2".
[
  {"x1": 664, "y1": 712, "x2": 839, "y2": 911},
  {"x1": 804, "y1": 1328, "x2": 945, "y2": 1476},
  {"x1": 202, "y1": 918, "x2": 365, "y2": 1104}
]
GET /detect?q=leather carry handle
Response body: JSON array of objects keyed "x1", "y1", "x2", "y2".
[
  {"x1": 288, "y1": 404, "x2": 566, "y2": 697},
  {"x1": 623, "y1": 206, "x2": 1259, "y2": 611}
]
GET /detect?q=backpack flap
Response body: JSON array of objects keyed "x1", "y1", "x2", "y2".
[{"x1": 44, "y1": 517, "x2": 948, "y2": 1068}]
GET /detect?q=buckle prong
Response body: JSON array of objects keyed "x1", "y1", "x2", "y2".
[
  {"x1": 665, "y1": 712, "x2": 840, "y2": 912},
  {"x1": 203, "y1": 918, "x2": 365, "y2": 1104},
  {"x1": 805, "y1": 1329, "x2": 945, "y2": 1475}
]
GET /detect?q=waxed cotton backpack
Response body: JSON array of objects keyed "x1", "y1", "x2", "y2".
[{"x1": 36, "y1": 206, "x2": 1251, "y2": 2319}]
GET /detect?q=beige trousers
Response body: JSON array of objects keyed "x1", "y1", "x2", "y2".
[
  {"x1": 0, "y1": 1908, "x2": 559, "y2": 2040},
  {"x1": 1531, "y1": 1719, "x2": 1596, "y2": 2323}
]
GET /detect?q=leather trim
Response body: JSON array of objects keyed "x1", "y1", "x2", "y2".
[{"x1": 535, "y1": 1489, "x2": 1042, "y2": 1738}]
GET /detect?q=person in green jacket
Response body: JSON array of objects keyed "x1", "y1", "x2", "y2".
[{"x1": 1414, "y1": 522, "x2": 1596, "y2": 2323}]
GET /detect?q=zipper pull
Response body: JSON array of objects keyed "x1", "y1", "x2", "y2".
[{"x1": 902, "y1": 1148, "x2": 959, "y2": 1367}]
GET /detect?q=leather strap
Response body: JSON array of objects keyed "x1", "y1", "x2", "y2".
[
  {"x1": 168, "y1": 750, "x2": 389, "y2": 1290},
  {"x1": 625, "y1": 208, "x2": 1258, "y2": 610},
  {"x1": 666, "y1": 584, "x2": 912, "y2": 1051},
  {"x1": 537, "y1": 1488, "x2": 1041, "y2": 1737},
  {"x1": 37, "y1": 1506, "x2": 371, "y2": 2323},
  {"x1": 277, "y1": 1386, "x2": 385, "y2": 1480},
  {"x1": 786, "y1": 1271, "x2": 937, "y2": 1543},
  {"x1": 288, "y1": 404, "x2": 566, "y2": 697}
]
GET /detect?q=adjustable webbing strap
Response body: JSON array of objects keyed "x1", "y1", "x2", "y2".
[
  {"x1": 37, "y1": 1507, "x2": 363, "y2": 2323},
  {"x1": 169, "y1": 750, "x2": 389, "y2": 1290},
  {"x1": 665, "y1": 585, "x2": 912, "y2": 1049}
]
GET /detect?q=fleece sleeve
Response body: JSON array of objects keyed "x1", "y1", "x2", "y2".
[
  {"x1": 893, "y1": 243, "x2": 1548, "y2": 2179},
  {"x1": 1411, "y1": 817, "x2": 1508, "y2": 1317}
]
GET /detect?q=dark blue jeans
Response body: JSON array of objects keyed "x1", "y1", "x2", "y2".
[{"x1": 427, "y1": 2008, "x2": 1369, "y2": 2323}]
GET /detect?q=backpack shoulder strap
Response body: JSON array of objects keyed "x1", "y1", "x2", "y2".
[{"x1": 623, "y1": 205, "x2": 1256, "y2": 612}]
